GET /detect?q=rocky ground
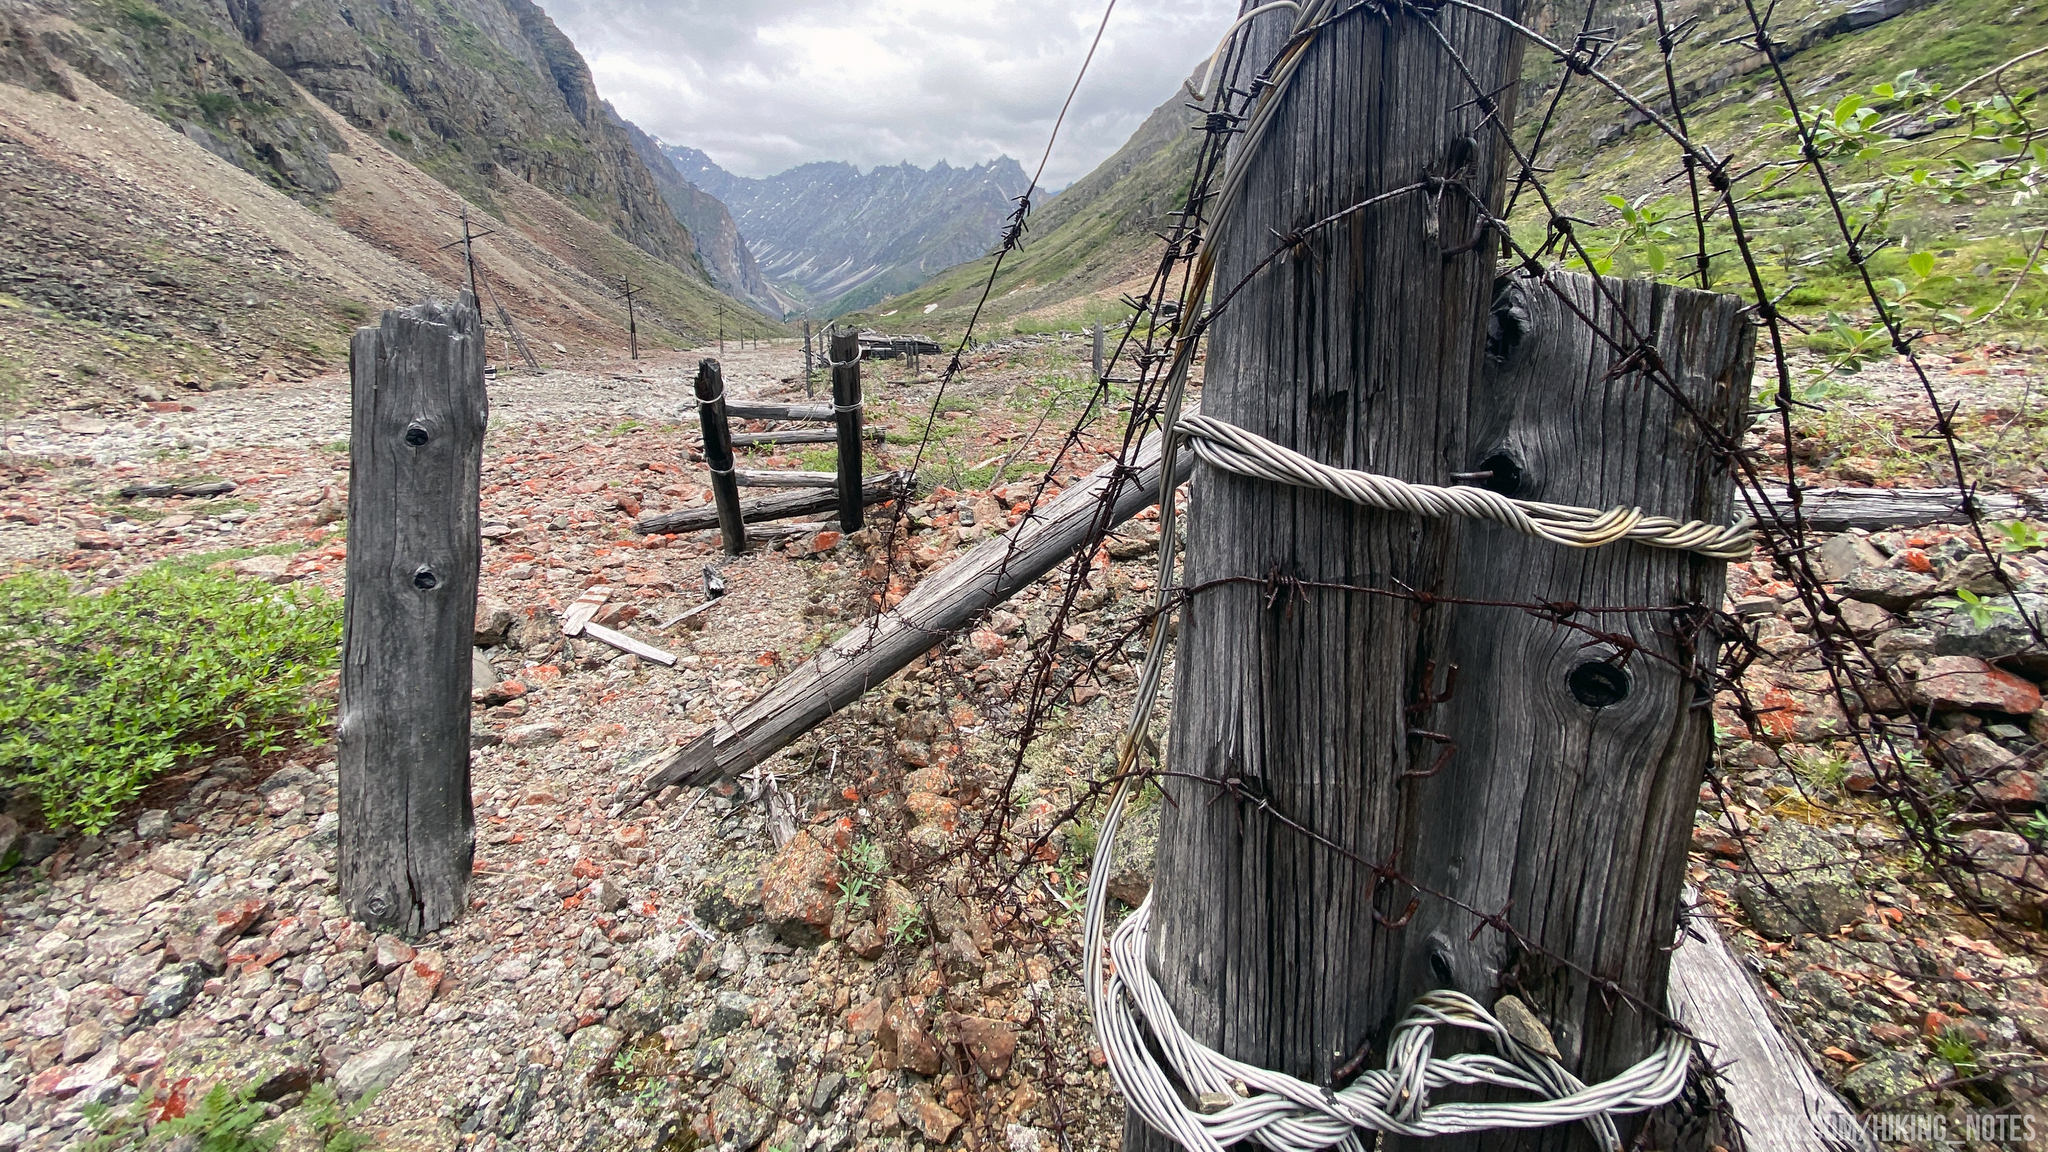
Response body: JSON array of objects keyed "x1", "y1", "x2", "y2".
[{"x1": 0, "y1": 333, "x2": 2043, "y2": 1152}]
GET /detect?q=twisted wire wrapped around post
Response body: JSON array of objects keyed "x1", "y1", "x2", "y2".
[{"x1": 1176, "y1": 413, "x2": 1756, "y2": 561}]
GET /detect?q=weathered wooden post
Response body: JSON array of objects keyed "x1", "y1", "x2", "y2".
[
  {"x1": 830, "y1": 327, "x2": 865, "y2": 532},
  {"x1": 1092, "y1": 321, "x2": 1104, "y2": 382},
  {"x1": 696, "y1": 358, "x2": 747, "y2": 555},
  {"x1": 1126, "y1": 0, "x2": 1763, "y2": 1144},
  {"x1": 338, "y1": 296, "x2": 488, "y2": 937},
  {"x1": 803, "y1": 318, "x2": 815, "y2": 397},
  {"x1": 622, "y1": 274, "x2": 640, "y2": 360}
]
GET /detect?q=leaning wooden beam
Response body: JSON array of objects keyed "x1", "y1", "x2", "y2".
[
  {"x1": 632, "y1": 470, "x2": 913, "y2": 535},
  {"x1": 580, "y1": 622, "x2": 678, "y2": 667},
  {"x1": 1667, "y1": 892, "x2": 1877, "y2": 1152},
  {"x1": 620, "y1": 415, "x2": 1196, "y2": 806},
  {"x1": 728, "y1": 428, "x2": 885, "y2": 448},
  {"x1": 1752, "y1": 486, "x2": 2048, "y2": 531},
  {"x1": 735, "y1": 470, "x2": 838, "y2": 489},
  {"x1": 725, "y1": 401, "x2": 834, "y2": 422}
]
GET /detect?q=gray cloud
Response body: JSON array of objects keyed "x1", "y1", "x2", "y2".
[{"x1": 542, "y1": 0, "x2": 1238, "y2": 186}]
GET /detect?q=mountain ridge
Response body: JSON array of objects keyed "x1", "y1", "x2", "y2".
[{"x1": 664, "y1": 145, "x2": 1031, "y2": 316}]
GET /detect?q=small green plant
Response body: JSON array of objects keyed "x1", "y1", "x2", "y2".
[
  {"x1": 836, "y1": 836, "x2": 886, "y2": 918},
  {"x1": 194, "y1": 92, "x2": 237, "y2": 122},
  {"x1": 1996, "y1": 520, "x2": 2045, "y2": 553},
  {"x1": 1932, "y1": 1027, "x2": 1980, "y2": 1077},
  {"x1": 1930, "y1": 588, "x2": 2017, "y2": 629},
  {"x1": 85, "y1": 1082, "x2": 275, "y2": 1152},
  {"x1": 386, "y1": 127, "x2": 412, "y2": 147},
  {"x1": 889, "y1": 903, "x2": 928, "y2": 947},
  {"x1": 0, "y1": 558, "x2": 342, "y2": 832}
]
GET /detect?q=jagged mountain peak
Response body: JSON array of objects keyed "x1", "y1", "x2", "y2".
[{"x1": 664, "y1": 145, "x2": 1031, "y2": 315}]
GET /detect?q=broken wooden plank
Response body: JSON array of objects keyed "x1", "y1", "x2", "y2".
[
  {"x1": 728, "y1": 427, "x2": 885, "y2": 448},
  {"x1": 858, "y1": 334, "x2": 942, "y2": 357},
  {"x1": 561, "y1": 586, "x2": 609, "y2": 636},
  {"x1": 1667, "y1": 891, "x2": 1877, "y2": 1152},
  {"x1": 734, "y1": 470, "x2": 838, "y2": 489},
  {"x1": 119, "y1": 480, "x2": 238, "y2": 499},
  {"x1": 633, "y1": 471, "x2": 912, "y2": 535},
  {"x1": 726, "y1": 401, "x2": 834, "y2": 422},
  {"x1": 1752, "y1": 486, "x2": 2048, "y2": 531},
  {"x1": 580, "y1": 622, "x2": 678, "y2": 666},
  {"x1": 621, "y1": 414, "x2": 1195, "y2": 804}
]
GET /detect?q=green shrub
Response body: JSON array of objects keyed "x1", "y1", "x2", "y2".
[
  {"x1": 112, "y1": 0, "x2": 170, "y2": 30},
  {"x1": 194, "y1": 92, "x2": 237, "y2": 122},
  {"x1": 0, "y1": 558, "x2": 341, "y2": 833}
]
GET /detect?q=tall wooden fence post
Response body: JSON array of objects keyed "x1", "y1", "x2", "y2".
[
  {"x1": 830, "y1": 328, "x2": 865, "y2": 532},
  {"x1": 338, "y1": 296, "x2": 488, "y2": 937},
  {"x1": 1092, "y1": 321, "x2": 1104, "y2": 382},
  {"x1": 1133, "y1": 3, "x2": 1753, "y2": 1149},
  {"x1": 697, "y1": 358, "x2": 747, "y2": 555}
]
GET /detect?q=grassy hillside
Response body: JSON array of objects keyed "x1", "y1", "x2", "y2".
[{"x1": 860, "y1": 0, "x2": 2048, "y2": 347}]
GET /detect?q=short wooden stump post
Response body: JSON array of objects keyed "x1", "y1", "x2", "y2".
[{"x1": 338, "y1": 295, "x2": 488, "y2": 937}]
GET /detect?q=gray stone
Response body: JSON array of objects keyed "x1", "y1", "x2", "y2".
[
  {"x1": 1839, "y1": 1051, "x2": 1930, "y2": 1109},
  {"x1": 19, "y1": 832, "x2": 61, "y2": 865},
  {"x1": 139, "y1": 962, "x2": 207, "y2": 1024},
  {"x1": 1735, "y1": 822, "x2": 1864, "y2": 940},
  {"x1": 0, "y1": 815, "x2": 19, "y2": 872},
  {"x1": 707, "y1": 991, "x2": 753, "y2": 1038},
  {"x1": 0, "y1": 1120, "x2": 23, "y2": 1152},
  {"x1": 810, "y1": 1071, "x2": 845, "y2": 1113},
  {"x1": 499, "y1": 1064, "x2": 546, "y2": 1137},
  {"x1": 134, "y1": 810, "x2": 170, "y2": 841},
  {"x1": 1929, "y1": 593, "x2": 2048, "y2": 676},
  {"x1": 1816, "y1": 533, "x2": 1886, "y2": 583},
  {"x1": 563, "y1": 1025, "x2": 621, "y2": 1085},
  {"x1": 472, "y1": 650, "x2": 499, "y2": 689},
  {"x1": 1840, "y1": 567, "x2": 1941, "y2": 610},
  {"x1": 335, "y1": 1039, "x2": 416, "y2": 1101}
]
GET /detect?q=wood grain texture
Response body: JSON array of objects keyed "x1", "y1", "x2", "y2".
[
  {"x1": 696, "y1": 359, "x2": 748, "y2": 556},
  {"x1": 726, "y1": 428, "x2": 884, "y2": 448},
  {"x1": 626, "y1": 418, "x2": 1194, "y2": 801},
  {"x1": 832, "y1": 329, "x2": 866, "y2": 533},
  {"x1": 725, "y1": 401, "x2": 834, "y2": 422},
  {"x1": 1668, "y1": 890, "x2": 1876, "y2": 1152},
  {"x1": 1752, "y1": 486, "x2": 2048, "y2": 530},
  {"x1": 631, "y1": 471, "x2": 910, "y2": 535},
  {"x1": 1412, "y1": 272, "x2": 1750, "y2": 1150},
  {"x1": 735, "y1": 469, "x2": 838, "y2": 489},
  {"x1": 338, "y1": 296, "x2": 487, "y2": 938},
  {"x1": 1133, "y1": 2, "x2": 1532, "y2": 1147}
]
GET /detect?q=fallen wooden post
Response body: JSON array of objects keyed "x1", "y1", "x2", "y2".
[
  {"x1": 1667, "y1": 890, "x2": 1877, "y2": 1152},
  {"x1": 727, "y1": 427, "x2": 885, "y2": 448},
  {"x1": 725, "y1": 401, "x2": 834, "y2": 422},
  {"x1": 735, "y1": 469, "x2": 838, "y2": 488},
  {"x1": 338, "y1": 295, "x2": 487, "y2": 937},
  {"x1": 619, "y1": 414, "x2": 1195, "y2": 806},
  {"x1": 119, "y1": 480, "x2": 238, "y2": 499},
  {"x1": 695, "y1": 359, "x2": 747, "y2": 555},
  {"x1": 1752, "y1": 485, "x2": 2048, "y2": 531},
  {"x1": 633, "y1": 470, "x2": 912, "y2": 535},
  {"x1": 581, "y1": 622, "x2": 678, "y2": 666},
  {"x1": 831, "y1": 327, "x2": 866, "y2": 533}
]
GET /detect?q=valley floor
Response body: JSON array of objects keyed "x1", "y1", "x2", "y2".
[{"x1": 0, "y1": 334, "x2": 2044, "y2": 1152}]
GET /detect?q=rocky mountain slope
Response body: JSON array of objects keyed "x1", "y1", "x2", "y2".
[
  {"x1": 0, "y1": 0, "x2": 783, "y2": 414},
  {"x1": 665, "y1": 147, "x2": 1030, "y2": 317},
  {"x1": 611, "y1": 110, "x2": 793, "y2": 319}
]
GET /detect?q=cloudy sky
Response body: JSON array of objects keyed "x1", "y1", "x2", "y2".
[{"x1": 544, "y1": 0, "x2": 1239, "y2": 187}]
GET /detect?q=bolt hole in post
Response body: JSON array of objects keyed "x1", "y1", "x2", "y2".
[{"x1": 1567, "y1": 660, "x2": 1631, "y2": 708}]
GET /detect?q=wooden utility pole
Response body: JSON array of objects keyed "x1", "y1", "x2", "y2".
[
  {"x1": 457, "y1": 208, "x2": 481, "y2": 301},
  {"x1": 695, "y1": 358, "x2": 747, "y2": 555},
  {"x1": 1126, "y1": 5, "x2": 1730, "y2": 1152},
  {"x1": 621, "y1": 274, "x2": 640, "y2": 360},
  {"x1": 338, "y1": 295, "x2": 487, "y2": 937},
  {"x1": 829, "y1": 327, "x2": 865, "y2": 532}
]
